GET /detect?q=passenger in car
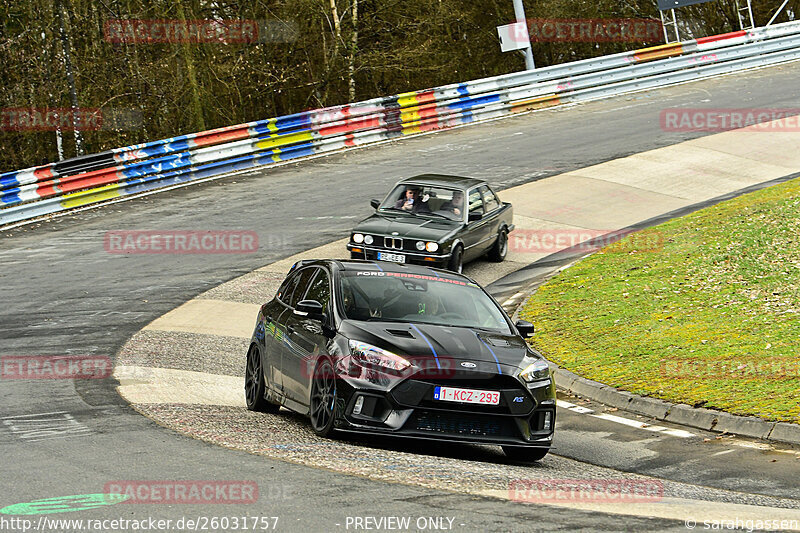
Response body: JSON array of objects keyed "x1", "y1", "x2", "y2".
[{"x1": 441, "y1": 190, "x2": 464, "y2": 217}]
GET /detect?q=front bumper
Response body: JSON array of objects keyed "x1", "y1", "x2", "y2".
[
  {"x1": 332, "y1": 372, "x2": 555, "y2": 447},
  {"x1": 347, "y1": 244, "x2": 451, "y2": 268}
]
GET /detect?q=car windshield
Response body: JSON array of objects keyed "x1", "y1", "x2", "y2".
[
  {"x1": 338, "y1": 271, "x2": 511, "y2": 333},
  {"x1": 379, "y1": 184, "x2": 464, "y2": 221}
]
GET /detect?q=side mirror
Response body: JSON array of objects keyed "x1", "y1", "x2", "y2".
[
  {"x1": 295, "y1": 299, "x2": 324, "y2": 320},
  {"x1": 515, "y1": 320, "x2": 535, "y2": 338},
  {"x1": 468, "y1": 212, "x2": 483, "y2": 222},
  {"x1": 370, "y1": 199, "x2": 380, "y2": 209}
]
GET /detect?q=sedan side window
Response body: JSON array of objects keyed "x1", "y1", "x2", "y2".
[
  {"x1": 480, "y1": 185, "x2": 499, "y2": 212},
  {"x1": 468, "y1": 189, "x2": 484, "y2": 216},
  {"x1": 303, "y1": 270, "x2": 331, "y2": 315},
  {"x1": 277, "y1": 271, "x2": 301, "y2": 304},
  {"x1": 287, "y1": 268, "x2": 317, "y2": 308}
]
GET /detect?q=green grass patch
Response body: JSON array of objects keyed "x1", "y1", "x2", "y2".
[{"x1": 519, "y1": 178, "x2": 800, "y2": 423}]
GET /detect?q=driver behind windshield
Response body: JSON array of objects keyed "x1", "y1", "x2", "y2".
[{"x1": 441, "y1": 190, "x2": 464, "y2": 217}]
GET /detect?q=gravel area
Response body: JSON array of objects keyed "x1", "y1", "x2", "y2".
[
  {"x1": 200, "y1": 270, "x2": 286, "y2": 305},
  {"x1": 133, "y1": 403, "x2": 800, "y2": 510},
  {"x1": 118, "y1": 329, "x2": 247, "y2": 376}
]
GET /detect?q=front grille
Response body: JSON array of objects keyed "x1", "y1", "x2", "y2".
[
  {"x1": 384, "y1": 237, "x2": 403, "y2": 250},
  {"x1": 408, "y1": 410, "x2": 519, "y2": 438}
]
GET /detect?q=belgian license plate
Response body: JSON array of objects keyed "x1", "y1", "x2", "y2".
[
  {"x1": 378, "y1": 252, "x2": 406, "y2": 263},
  {"x1": 434, "y1": 386, "x2": 500, "y2": 405}
]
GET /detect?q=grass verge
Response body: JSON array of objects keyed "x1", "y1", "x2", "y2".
[{"x1": 519, "y1": 178, "x2": 800, "y2": 423}]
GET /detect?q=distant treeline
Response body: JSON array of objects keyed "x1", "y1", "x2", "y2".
[{"x1": 0, "y1": 0, "x2": 795, "y2": 171}]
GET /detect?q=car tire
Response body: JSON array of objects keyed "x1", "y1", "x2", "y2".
[
  {"x1": 488, "y1": 229, "x2": 508, "y2": 262},
  {"x1": 309, "y1": 358, "x2": 338, "y2": 438},
  {"x1": 502, "y1": 445, "x2": 549, "y2": 462},
  {"x1": 245, "y1": 344, "x2": 279, "y2": 413},
  {"x1": 448, "y1": 245, "x2": 464, "y2": 273}
]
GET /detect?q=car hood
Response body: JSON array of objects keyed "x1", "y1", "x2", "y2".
[
  {"x1": 339, "y1": 320, "x2": 539, "y2": 372},
  {"x1": 353, "y1": 213, "x2": 460, "y2": 241}
]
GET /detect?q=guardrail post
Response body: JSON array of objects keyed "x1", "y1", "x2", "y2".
[{"x1": 512, "y1": 0, "x2": 536, "y2": 70}]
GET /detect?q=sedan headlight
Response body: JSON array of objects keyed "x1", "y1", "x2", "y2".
[
  {"x1": 425, "y1": 242, "x2": 439, "y2": 252},
  {"x1": 349, "y1": 340, "x2": 411, "y2": 374},
  {"x1": 353, "y1": 233, "x2": 364, "y2": 243},
  {"x1": 519, "y1": 360, "x2": 550, "y2": 382},
  {"x1": 416, "y1": 241, "x2": 426, "y2": 251},
  {"x1": 364, "y1": 235, "x2": 374, "y2": 245}
]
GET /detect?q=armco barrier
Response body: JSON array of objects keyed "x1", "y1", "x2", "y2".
[{"x1": 2, "y1": 21, "x2": 800, "y2": 226}]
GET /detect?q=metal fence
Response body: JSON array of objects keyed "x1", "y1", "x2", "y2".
[{"x1": 2, "y1": 21, "x2": 800, "y2": 227}]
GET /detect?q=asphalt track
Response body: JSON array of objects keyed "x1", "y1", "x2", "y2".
[{"x1": 2, "y1": 62, "x2": 800, "y2": 532}]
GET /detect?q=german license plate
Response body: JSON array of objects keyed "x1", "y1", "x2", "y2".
[
  {"x1": 433, "y1": 386, "x2": 500, "y2": 405},
  {"x1": 377, "y1": 252, "x2": 406, "y2": 263}
]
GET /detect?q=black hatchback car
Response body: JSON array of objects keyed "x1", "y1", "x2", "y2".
[
  {"x1": 245, "y1": 259, "x2": 556, "y2": 461},
  {"x1": 347, "y1": 175, "x2": 514, "y2": 273}
]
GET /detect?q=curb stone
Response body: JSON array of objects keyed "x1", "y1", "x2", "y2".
[
  {"x1": 770, "y1": 422, "x2": 800, "y2": 443},
  {"x1": 553, "y1": 365, "x2": 798, "y2": 445},
  {"x1": 712, "y1": 412, "x2": 776, "y2": 440}
]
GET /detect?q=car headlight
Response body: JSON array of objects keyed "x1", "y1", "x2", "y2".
[
  {"x1": 364, "y1": 235, "x2": 374, "y2": 245},
  {"x1": 353, "y1": 233, "x2": 364, "y2": 244},
  {"x1": 426, "y1": 242, "x2": 439, "y2": 252},
  {"x1": 519, "y1": 360, "x2": 550, "y2": 383},
  {"x1": 349, "y1": 340, "x2": 411, "y2": 374},
  {"x1": 416, "y1": 241, "x2": 426, "y2": 251}
]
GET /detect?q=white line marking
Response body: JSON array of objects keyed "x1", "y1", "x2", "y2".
[
  {"x1": 592, "y1": 413, "x2": 654, "y2": 429},
  {"x1": 556, "y1": 399, "x2": 595, "y2": 414},
  {"x1": 1, "y1": 411, "x2": 69, "y2": 419},
  {"x1": 2, "y1": 412, "x2": 92, "y2": 442},
  {"x1": 501, "y1": 291, "x2": 528, "y2": 307},
  {"x1": 734, "y1": 441, "x2": 773, "y2": 450},
  {"x1": 558, "y1": 401, "x2": 696, "y2": 438},
  {"x1": 591, "y1": 413, "x2": 695, "y2": 437},
  {"x1": 660, "y1": 428, "x2": 697, "y2": 438},
  {"x1": 773, "y1": 449, "x2": 800, "y2": 457}
]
